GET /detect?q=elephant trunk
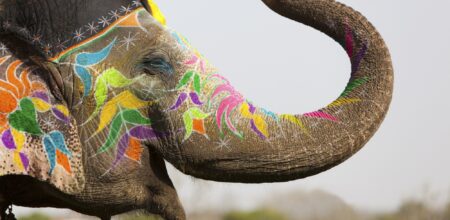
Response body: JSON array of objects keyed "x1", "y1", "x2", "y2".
[{"x1": 158, "y1": 0, "x2": 393, "y2": 183}]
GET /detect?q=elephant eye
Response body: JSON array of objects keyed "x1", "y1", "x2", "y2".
[{"x1": 142, "y1": 57, "x2": 174, "y2": 76}]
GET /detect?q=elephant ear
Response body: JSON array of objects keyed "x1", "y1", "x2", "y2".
[{"x1": 0, "y1": 46, "x2": 85, "y2": 194}]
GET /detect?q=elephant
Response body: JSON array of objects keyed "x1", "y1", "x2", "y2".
[{"x1": 0, "y1": 0, "x2": 393, "y2": 219}]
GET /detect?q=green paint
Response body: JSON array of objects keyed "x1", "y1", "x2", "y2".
[
  {"x1": 93, "y1": 68, "x2": 135, "y2": 117},
  {"x1": 98, "y1": 114, "x2": 123, "y2": 153},
  {"x1": 176, "y1": 70, "x2": 194, "y2": 89},
  {"x1": 340, "y1": 76, "x2": 370, "y2": 97},
  {"x1": 122, "y1": 109, "x2": 151, "y2": 125},
  {"x1": 182, "y1": 107, "x2": 210, "y2": 140},
  {"x1": 193, "y1": 73, "x2": 201, "y2": 93},
  {"x1": 8, "y1": 98, "x2": 43, "y2": 135},
  {"x1": 183, "y1": 111, "x2": 193, "y2": 141}
]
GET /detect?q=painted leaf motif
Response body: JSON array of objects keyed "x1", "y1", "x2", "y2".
[
  {"x1": 113, "y1": 133, "x2": 130, "y2": 167},
  {"x1": 176, "y1": 70, "x2": 194, "y2": 89},
  {"x1": 74, "y1": 39, "x2": 116, "y2": 97},
  {"x1": 252, "y1": 115, "x2": 269, "y2": 139},
  {"x1": 2, "y1": 129, "x2": 16, "y2": 150},
  {"x1": 74, "y1": 66, "x2": 92, "y2": 96},
  {"x1": 183, "y1": 111, "x2": 194, "y2": 141},
  {"x1": 303, "y1": 111, "x2": 338, "y2": 122},
  {"x1": 52, "y1": 105, "x2": 70, "y2": 123},
  {"x1": 129, "y1": 126, "x2": 161, "y2": 140},
  {"x1": 96, "y1": 91, "x2": 150, "y2": 133},
  {"x1": 76, "y1": 39, "x2": 115, "y2": 66},
  {"x1": 168, "y1": 92, "x2": 188, "y2": 111},
  {"x1": 193, "y1": 73, "x2": 201, "y2": 93},
  {"x1": 98, "y1": 115, "x2": 123, "y2": 153},
  {"x1": 328, "y1": 98, "x2": 361, "y2": 108},
  {"x1": 8, "y1": 98, "x2": 42, "y2": 135},
  {"x1": 31, "y1": 98, "x2": 52, "y2": 112},
  {"x1": 189, "y1": 92, "x2": 203, "y2": 106},
  {"x1": 93, "y1": 68, "x2": 135, "y2": 117},
  {"x1": 280, "y1": 114, "x2": 308, "y2": 135},
  {"x1": 122, "y1": 109, "x2": 151, "y2": 125},
  {"x1": 340, "y1": 77, "x2": 369, "y2": 97},
  {"x1": 43, "y1": 131, "x2": 71, "y2": 174},
  {"x1": 182, "y1": 107, "x2": 210, "y2": 140}
]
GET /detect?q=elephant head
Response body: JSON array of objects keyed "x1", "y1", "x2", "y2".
[{"x1": 0, "y1": 0, "x2": 393, "y2": 219}]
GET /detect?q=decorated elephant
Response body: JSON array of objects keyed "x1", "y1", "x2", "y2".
[{"x1": 0, "y1": 0, "x2": 393, "y2": 219}]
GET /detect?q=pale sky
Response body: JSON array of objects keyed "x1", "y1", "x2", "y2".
[{"x1": 17, "y1": 0, "x2": 450, "y2": 216}]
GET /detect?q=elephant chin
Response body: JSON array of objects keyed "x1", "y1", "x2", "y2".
[{"x1": 156, "y1": 0, "x2": 393, "y2": 183}]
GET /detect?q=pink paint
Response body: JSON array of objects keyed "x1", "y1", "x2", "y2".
[{"x1": 303, "y1": 111, "x2": 338, "y2": 122}]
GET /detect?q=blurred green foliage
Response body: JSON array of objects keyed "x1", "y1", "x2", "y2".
[
  {"x1": 18, "y1": 213, "x2": 51, "y2": 220},
  {"x1": 223, "y1": 209, "x2": 287, "y2": 220}
]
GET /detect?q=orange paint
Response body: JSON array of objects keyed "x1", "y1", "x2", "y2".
[
  {"x1": 118, "y1": 13, "x2": 140, "y2": 27},
  {"x1": 193, "y1": 119, "x2": 206, "y2": 135},
  {"x1": 0, "y1": 56, "x2": 10, "y2": 65},
  {"x1": 0, "y1": 90, "x2": 17, "y2": 113},
  {"x1": 56, "y1": 150, "x2": 72, "y2": 174},
  {"x1": 0, "y1": 113, "x2": 8, "y2": 133},
  {"x1": 7, "y1": 60, "x2": 24, "y2": 98},
  {"x1": 31, "y1": 81, "x2": 47, "y2": 92},
  {"x1": 125, "y1": 137, "x2": 143, "y2": 162},
  {"x1": 20, "y1": 70, "x2": 31, "y2": 97}
]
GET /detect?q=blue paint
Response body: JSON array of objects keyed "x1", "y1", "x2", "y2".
[
  {"x1": 43, "y1": 131, "x2": 72, "y2": 175},
  {"x1": 76, "y1": 39, "x2": 116, "y2": 66},
  {"x1": 75, "y1": 66, "x2": 93, "y2": 96}
]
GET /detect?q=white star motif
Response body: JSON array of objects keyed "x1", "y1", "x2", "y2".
[
  {"x1": 42, "y1": 118, "x2": 55, "y2": 128},
  {"x1": 120, "y1": 32, "x2": 139, "y2": 51},
  {"x1": 215, "y1": 137, "x2": 231, "y2": 151},
  {"x1": 56, "y1": 39, "x2": 69, "y2": 51},
  {"x1": 2, "y1": 21, "x2": 11, "y2": 29},
  {"x1": 120, "y1": 5, "x2": 132, "y2": 14},
  {"x1": 109, "y1": 10, "x2": 120, "y2": 20},
  {"x1": 98, "y1": 16, "x2": 111, "y2": 28},
  {"x1": 132, "y1": 0, "x2": 142, "y2": 7},
  {"x1": 18, "y1": 27, "x2": 29, "y2": 34},
  {"x1": 31, "y1": 34, "x2": 42, "y2": 44},
  {"x1": 0, "y1": 43, "x2": 8, "y2": 56},
  {"x1": 73, "y1": 28, "x2": 85, "y2": 42},
  {"x1": 86, "y1": 22, "x2": 99, "y2": 34}
]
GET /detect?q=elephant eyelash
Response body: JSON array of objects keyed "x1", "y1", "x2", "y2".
[{"x1": 140, "y1": 57, "x2": 174, "y2": 76}]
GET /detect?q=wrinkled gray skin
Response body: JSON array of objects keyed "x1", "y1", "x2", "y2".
[{"x1": 0, "y1": 0, "x2": 393, "y2": 219}]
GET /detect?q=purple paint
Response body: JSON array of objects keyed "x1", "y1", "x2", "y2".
[
  {"x1": 32, "y1": 91, "x2": 50, "y2": 102},
  {"x1": 352, "y1": 42, "x2": 368, "y2": 76},
  {"x1": 113, "y1": 133, "x2": 130, "y2": 167},
  {"x1": 248, "y1": 102, "x2": 256, "y2": 114},
  {"x1": 20, "y1": 152, "x2": 30, "y2": 171},
  {"x1": 250, "y1": 119, "x2": 266, "y2": 140},
  {"x1": 189, "y1": 92, "x2": 203, "y2": 106},
  {"x1": 129, "y1": 126, "x2": 160, "y2": 140},
  {"x1": 1, "y1": 129, "x2": 16, "y2": 150},
  {"x1": 168, "y1": 92, "x2": 188, "y2": 111},
  {"x1": 52, "y1": 108, "x2": 70, "y2": 124}
]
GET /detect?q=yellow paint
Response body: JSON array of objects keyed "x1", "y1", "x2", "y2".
[
  {"x1": 55, "y1": 104, "x2": 70, "y2": 117},
  {"x1": 328, "y1": 98, "x2": 361, "y2": 108},
  {"x1": 96, "y1": 91, "x2": 151, "y2": 133},
  {"x1": 280, "y1": 114, "x2": 309, "y2": 135},
  {"x1": 11, "y1": 128, "x2": 25, "y2": 151},
  {"x1": 13, "y1": 152, "x2": 25, "y2": 171},
  {"x1": 31, "y1": 98, "x2": 52, "y2": 112},
  {"x1": 239, "y1": 102, "x2": 253, "y2": 118},
  {"x1": 147, "y1": 0, "x2": 166, "y2": 25},
  {"x1": 253, "y1": 115, "x2": 269, "y2": 137}
]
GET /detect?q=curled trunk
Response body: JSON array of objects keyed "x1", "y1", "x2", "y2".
[{"x1": 159, "y1": 0, "x2": 393, "y2": 183}]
